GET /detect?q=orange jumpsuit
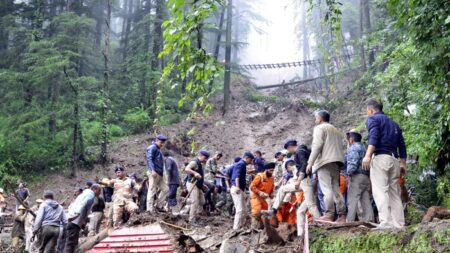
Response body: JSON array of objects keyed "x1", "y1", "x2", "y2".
[
  {"x1": 250, "y1": 172, "x2": 274, "y2": 218},
  {"x1": 276, "y1": 194, "x2": 297, "y2": 225}
]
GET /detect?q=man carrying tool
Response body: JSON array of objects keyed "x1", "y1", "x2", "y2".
[
  {"x1": 163, "y1": 151, "x2": 181, "y2": 213},
  {"x1": 64, "y1": 184, "x2": 101, "y2": 253},
  {"x1": 33, "y1": 190, "x2": 67, "y2": 253},
  {"x1": 101, "y1": 165, "x2": 139, "y2": 229},
  {"x1": 306, "y1": 110, "x2": 346, "y2": 223},
  {"x1": 146, "y1": 134, "x2": 168, "y2": 213},
  {"x1": 362, "y1": 99, "x2": 407, "y2": 229},
  {"x1": 184, "y1": 150, "x2": 210, "y2": 224},
  {"x1": 250, "y1": 162, "x2": 275, "y2": 229},
  {"x1": 11, "y1": 205, "x2": 28, "y2": 251},
  {"x1": 345, "y1": 130, "x2": 374, "y2": 222},
  {"x1": 231, "y1": 151, "x2": 254, "y2": 230}
]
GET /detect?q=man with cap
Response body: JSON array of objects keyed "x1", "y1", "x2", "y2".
[
  {"x1": 362, "y1": 99, "x2": 407, "y2": 229},
  {"x1": 345, "y1": 130, "x2": 374, "y2": 222},
  {"x1": 163, "y1": 151, "x2": 181, "y2": 213},
  {"x1": 25, "y1": 199, "x2": 43, "y2": 253},
  {"x1": 306, "y1": 110, "x2": 346, "y2": 223},
  {"x1": 63, "y1": 184, "x2": 101, "y2": 253},
  {"x1": 146, "y1": 134, "x2": 168, "y2": 213},
  {"x1": 250, "y1": 162, "x2": 275, "y2": 229},
  {"x1": 33, "y1": 190, "x2": 67, "y2": 253},
  {"x1": 230, "y1": 151, "x2": 254, "y2": 230},
  {"x1": 184, "y1": 150, "x2": 210, "y2": 224},
  {"x1": 12, "y1": 205, "x2": 28, "y2": 250},
  {"x1": 101, "y1": 165, "x2": 139, "y2": 229},
  {"x1": 273, "y1": 151, "x2": 286, "y2": 190}
]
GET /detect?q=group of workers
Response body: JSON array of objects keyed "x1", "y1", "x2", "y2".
[{"x1": 0, "y1": 98, "x2": 408, "y2": 252}]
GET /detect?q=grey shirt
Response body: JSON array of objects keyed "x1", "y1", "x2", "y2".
[{"x1": 33, "y1": 200, "x2": 67, "y2": 233}]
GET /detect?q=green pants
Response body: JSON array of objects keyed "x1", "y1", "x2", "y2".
[{"x1": 39, "y1": 225, "x2": 60, "y2": 253}]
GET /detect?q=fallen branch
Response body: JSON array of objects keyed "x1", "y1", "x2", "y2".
[
  {"x1": 422, "y1": 206, "x2": 450, "y2": 222},
  {"x1": 160, "y1": 220, "x2": 191, "y2": 231},
  {"x1": 4, "y1": 180, "x2": 36, "y2": 217},
  {"x1": 75, "y1": 228, "x2": 111, "y2": 253}
]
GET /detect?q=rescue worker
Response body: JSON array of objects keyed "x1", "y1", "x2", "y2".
[
  {"x1": 12, "y1": 205, "x2": 27, "y2": 251},
  {"x1": 64, "y1": 184, "x2": 101, "y2": 253},
  {"x1": 87, "y1": 193, "x2": 105, "y2": 236},
  {"x1": 362, "y1": 99, "x2": 407, "y2": 229},
  {"x1": 25, "y1": 199, "x2": 43, "y2": 253},
  {"x1": 273, "y1": 151, "x2": 286, "y2": 190},
  {"x1": 204, "y1": 151, "x2": 223, "y2": 183},
  {"x1": 16, "y1": 180, "x2": 30, "y2": 211},
  {"x1": 146, "y1": 134, "x2": 168, "y2": 212},
  {"x1": 306, "y1": 110, "x2": 346, "y2": 223},
  {"x1": 230, "y1": 151, "x2": 254, "y2": 230},
  {"x1": 345, "y1": 130, "x2": 374, "y2": 222},
  {"x1": 184, "y1": 150, "x2": 210, "y2": 224},
  {"x1": 250, "y1": 163, "x2": 275, "y2": 229},
  {"x1": 163, "y1": 151, "x2": 181, "y2": 213},
  {"x1": 33, "y1": 190, "x2": 67, "y2": 253},
  {"x1": 103, "y1": 165, "x2": 139, "y2": 229}
]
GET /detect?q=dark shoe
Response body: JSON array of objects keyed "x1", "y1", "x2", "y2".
[{"x1": 335, "y1": 214, "x2": 346, "y2": 224}]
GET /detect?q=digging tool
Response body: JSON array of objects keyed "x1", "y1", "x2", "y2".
[
  {"x1": 4, "y1": 180, "x2": 36, "y2": 217},
  {"x1": 180, "y1": 179, "x2": 198, "y2": 210}
]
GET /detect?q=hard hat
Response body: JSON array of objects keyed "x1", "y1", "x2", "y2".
[
  {"x1": 36, "y1": 199, "x2": 44, "y2": 204},
  {"x1": 0, "y1": 188, "x2": 3, "y2": 193},
  {"x1": 18, "y1": 205, "x2": 26, "y2": 210},
  {"x1": 101, "y1": 178, "x2": 110, "y2": 185}
]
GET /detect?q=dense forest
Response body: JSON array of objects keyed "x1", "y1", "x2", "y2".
[{"x1": 0, "y1": 0, "x2": 448, "y2": 207}]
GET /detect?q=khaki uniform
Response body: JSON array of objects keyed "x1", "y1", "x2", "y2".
[
  {"x1": 12, "y1": 210, "x2": 27, "y2": 250},
  {"x1": 111, "y1": 177, "x2": 139, "y2": 228},
  {"x1": 186, "y1": 160, "x2": 205, "y2": 222},
  {"x1": 146, "y1": 172, "x2": 168, "y2": 211},
  {"x1": 371, "y1": 154, "x2": 404, "y2": 228}
]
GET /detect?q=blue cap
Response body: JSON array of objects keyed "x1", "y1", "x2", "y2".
[
  {"x1": 243, "y1": 151, "x2": 255, "y2": 160},
  {"x1": 284, "y1": 139, "x2": 298, "y2": 149},
  {"x1": 85, "y1": 180, "x2": 93, "y2": 187},
  {"x1": 199, "y1": 150, "x2": 210, "y2": 158},
  {"x1": 156, "y1": 134, "x2": 168, "y2": 141},
  {"x1": 234, "y1": 156, "x2": 242, "y2": 163}
]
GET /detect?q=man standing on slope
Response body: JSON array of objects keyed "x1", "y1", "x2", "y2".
[
  {"x1": 230, "y1": 151, "x2": 254, "y2": 230},
  {"x1": 306, "y1": 110, "x2": 346, "y2": 223},
  {"x1": 362, "y1": 99, "x2": 407, "y2": 229},
  {"x1": 146, "y1": 134, "x2": 168, "y2": 213}
]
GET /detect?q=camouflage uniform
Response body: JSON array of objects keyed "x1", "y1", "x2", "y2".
[{"x1": 111, "y1": 177, "x2": 139, "y2": 228}]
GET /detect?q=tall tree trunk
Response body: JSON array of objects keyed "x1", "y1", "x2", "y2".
[
  {"x1": 301, "y1": 1, "x2": 310, "y2": 79},
  {"x1": 64, "y1": 67, "x2": 79, "y2": 177},
  {"x1": 222, "y1": 0, "x2": 232, "y2": 115},
  {"x1": 362, "y1": 0, "x2": 374, "y2": 66},
  {"x1": 100, "y1": 0, "x2": 111, "y2": 166},
  {"x1": 121, "y1": 0, "x2": 133, "y2": 63},
  {"x1": 48, "y1": 75, "x2": 58, "y2": 137},
  {"x1": 213, "y1": 5, "x2": 225, "y2": 60},
  {"x1": 94, "y1": 0, "x2": 104, "y2": 49},
  {"x1": 359, "y1": 0, "x2": 367, "y2": 71},
  {"x1": 143, "y1": 0, "x2": 152, "y2": 112}
]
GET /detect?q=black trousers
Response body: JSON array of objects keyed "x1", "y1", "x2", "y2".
[
  {"x1": 63, "y1": 222, "x2": 80, "y2": 253},
  {"x1": 39, "y1": 225, "x2": 59, "y2": 253}
]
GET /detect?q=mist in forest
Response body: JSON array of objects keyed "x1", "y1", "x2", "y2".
[{"x1": 240, "y1": 0, "x2": 302, "y2": 86}]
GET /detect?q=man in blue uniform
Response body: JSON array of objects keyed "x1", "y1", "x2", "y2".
[{"x1": 146, "y1": 134, "x2": 168, "y2": 212}]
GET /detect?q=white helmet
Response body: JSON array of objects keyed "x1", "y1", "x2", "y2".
[{"x1": 0, "y1": 188, "x2": 4, "y2": 193}]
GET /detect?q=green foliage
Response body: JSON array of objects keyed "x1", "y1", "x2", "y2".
[
  {"x1": 160, "y1": 0, "x2": 224, "y2": 115},
  {"x1": 243, "y1": 88, "x2": 278, "y2": 103},
  {"x1": 124, "y1": 107, "x2": 151, "y2": 134}
]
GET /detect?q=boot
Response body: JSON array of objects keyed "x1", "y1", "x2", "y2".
[
  {"x1": 316, "y1": 214, "x2": 334, "y2": 223},
  {"x1": 335, "y1": 214, "x2": 346, "y2": 224}
]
